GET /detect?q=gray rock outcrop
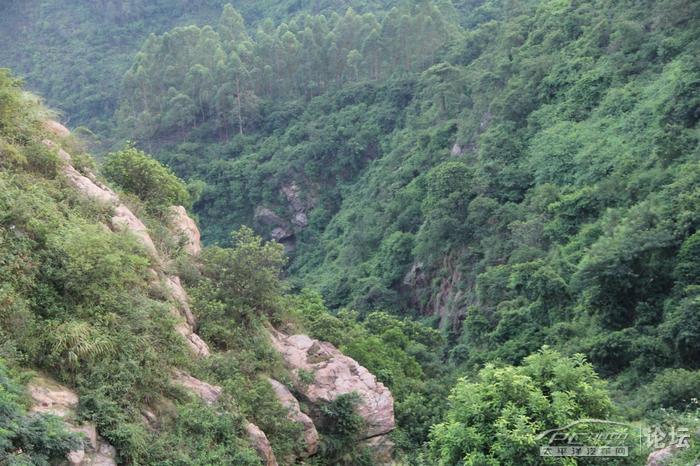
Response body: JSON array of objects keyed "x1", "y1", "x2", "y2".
[
  {"x1": 245, "y1": 422, "x2": 278, "y2": 466},
  {"x1": 267, "y1": 378, "x2": 319, "y2": 457},
  {"x1": 28, "y1": 376, "x2": 117, "y2": 466},
  {"x1": 42, "y1": 129, "x2": 210, "y2": 358},
  {"x1": 269, "y1": 330, "x2": 395, "y2": 440},
  {"x1": 169, "y1": 205, "x2": 201, "y2": 256}
]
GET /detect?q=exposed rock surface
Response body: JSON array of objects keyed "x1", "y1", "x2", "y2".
[
  {"x1": 169, "y1": 205, "x2": 201, "y2": 256},
  {"x1": 28, "y1": 376, "x2": 117, "y2": 466},
  {"x1": 44, "y1": 139, "x2": 119, "y2": 206},
  {"x1": 256, "y1": 182, "x2": 316, "y2": 244},
  {"x1": 245, "y1": 422, "x2": 279, "y2": 466},
  {"x1": 162, "y1": 273, "x2": 210, "y2": 357},
  {"x1": 172, "y1": 370, "x2": 222, "y2": 405},
  {"x1": 280, "y1": 182, "x2": 314, "y2": 229},
  {"x1": 171, "y1": 372, "x2": 278, "y2": 466},
  {"x1": 269, "y1": 330, "x2": 395, "y2": 439},
  {"x1": 111, "y1": 204, "x2": 158, "y2": 256},
  {"x1": 43, "y1": 132, "x2": 210, "y2": 358},
  {"x1": 255, "y1": 206, "x2": 287, "y2": 228},
  {"x1": 292, "y1": 212, "x2": 308, "y2": 228},
  {"x1": 42, "y1": 138, "x2": 72, "y2": 163},
  {"x1": 268, "y1": 378, "x2": 319, "y2": 457},
  {"x1": 451, "y1": 143, "x2": 463, "y2": 156},
  {"x1": 164, "y1": 275, "x2": 196, "y2": 327},
  {"x1": 255, "y1": 207, "x2": 294, "y2": 241},
  {"x1": 646, "y1": 446, "x2": 679, "y2": 466},
  {"x1": 66, "y1": 165, "x2": 120, "y2": 205},
  {"x1": 28, "y1": 377, "x2": 79, "y2": 418},
  {"x1": 361, "y1": 435, "x2": 395, "y2": 464},
  {"x1": 88, "y1": 442, "x2": 119, "y2": 466},
  {"x1": 280, "y1": 182, "x2": 306, "y2": 213},
  {"x1": 175, "y1": 323, "x2": 210, "y2": 357},
  {"x1": 44, "y1": 119, "x2": 71, "y2": 138}
]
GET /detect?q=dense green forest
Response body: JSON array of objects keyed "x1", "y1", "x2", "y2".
[
  {"x1": 0, "y1": 0, "x2": 399, "y2": 134},
  {"x1": 2, "y1": 0, "x2": 700, "y2": 464}
]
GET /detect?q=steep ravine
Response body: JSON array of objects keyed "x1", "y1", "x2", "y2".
[{"x1": 34, "y1": 120, "x2": 396, "y2": 465}]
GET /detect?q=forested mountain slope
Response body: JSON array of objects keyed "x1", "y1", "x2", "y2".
[
  {"x1": 116, "y1": 0, "x2": 700, "y2": 383},
  {"x1": 0, "y1": 72, "x2": 419, "y2": 465},
  {"x1": 111, "y1": 1, "x2": 700, "y2": 460},
  {"x1": 3, "y1": 0, "x2": 700, "y2": 464},
  {"x1": 0, "y1": 0, "x2": 397, "y2": 134}
]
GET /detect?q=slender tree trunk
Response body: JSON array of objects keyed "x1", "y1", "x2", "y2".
[{"x1": 235, "y1": 76, "x2": 244, "y2": 135}]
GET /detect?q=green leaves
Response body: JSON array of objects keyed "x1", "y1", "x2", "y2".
[
  {"x1": 200, "y1": 226, "x2": 286, "y2": 313},
  {"x1": 0, "y1": 359, "x2": 81, "y2": 464},
  {"x1": 429, "y1": 348, "x2": 615, "y2": 465},
  {"x1": 46, "y1": 321, "x2": 116, "y2": 369},
  {"x1": 102, "y1": 146, "x2": 190, "y2": 210}
]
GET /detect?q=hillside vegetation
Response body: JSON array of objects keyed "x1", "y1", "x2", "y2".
[
  {"x1": 0, "y1": 0, "x2": 398, "y2": 134},
  {"x1": 0, "y1": 71, "x2": 418, "y2": 465},
  {"x1": 1, "y1": 0, "x2": 700, "y2": 464},
  {"x1": 118, "y1": 0, "x2": 700, "y2": 385}
]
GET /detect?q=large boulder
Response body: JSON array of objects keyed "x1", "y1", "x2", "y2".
[
  {"x1": 44, "y1": 120, "x2": 71, "y2": 138},
  {"x1": 172, "y1": 370, "x2": 222, "y2": 405},
  {"x1": 28, "y1": 376, "x2": 117, "y2": 466},
  {"x1": 169, "y1": 205, "x2": 201, "y2": 256},
  {"x1": 245, "y1": 422, "x2": 278, "y2": 466},
  {"x1": 269, "y1": 330, "x2": 395, "y2": 439},
  {"x1": 646, "y1": 446, "x2": 678, "y2": 466},
  {"x1": 111, "y1": 204, "x2": 158, "y2": 257},
  {"x1": 267, "y1": 378, "x2": 319, "y2": 457}
]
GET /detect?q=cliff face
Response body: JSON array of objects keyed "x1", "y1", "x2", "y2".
[
  {"x1": 28, "y1": 376, "x2": 117, "y2": 466},
  {"x1": 42, "y1": 124, "x2": 209, "y2": 360},
  {"x1": 35, "y1": 120, "x2": 396, "y2": 465},
  {"x1": 269, "y1": 331, "x2": 395, "y2": 438}
]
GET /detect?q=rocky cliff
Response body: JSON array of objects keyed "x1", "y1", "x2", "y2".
[
  {"x1": 35, "y1": 120, "x2": 396, "y2": 465},
  {"x1": 28, "y1": 376, "x2": 118, "y2": 466}
]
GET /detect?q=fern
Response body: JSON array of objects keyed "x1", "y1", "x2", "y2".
[{"x1": 49, "y1": 320, "x2": 116, "y2": 369}]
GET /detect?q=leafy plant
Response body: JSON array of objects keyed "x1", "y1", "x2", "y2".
[{"x1": 102, "y1": 146, "x2": 190, "y2": 210}]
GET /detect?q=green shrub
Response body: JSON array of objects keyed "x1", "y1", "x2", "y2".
[
  {"x1": 428, "y1": 348, "x2": 635, "y2": 465},
  {"x1": 316, "y1": 393, "x2": 373, "y2": 466},
  {"x1": 197, "y1": 226, "x2": 286, "y2": 319},
  {"x1": 644, "y1": 369, "x2": 700, "y2": 411},
  {"x1": 102, "y1": 146, "x2": 189, "y2": 210},
  {"x1": 0, "y1": 358, "x2": 81, "y2": 464}
]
